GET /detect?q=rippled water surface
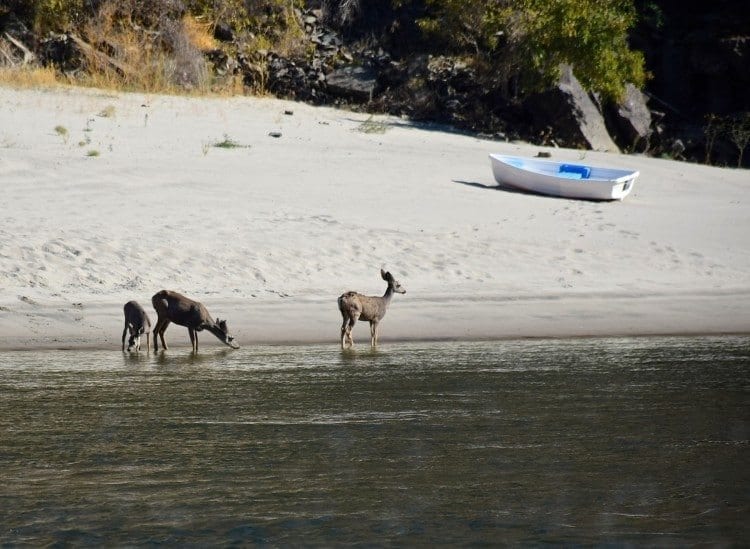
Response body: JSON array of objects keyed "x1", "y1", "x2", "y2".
[{"x1": 1, "y1": 336, "x2": 748, "y2": 545}]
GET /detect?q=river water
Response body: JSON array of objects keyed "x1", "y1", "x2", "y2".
[{"x1": 1, "y1": 336, "x2": 748, "y2": 545}]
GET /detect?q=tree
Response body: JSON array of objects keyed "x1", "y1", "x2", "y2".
[
  {"x1": 410, "y1": 0, "x2": 646, "y2": 101},
  {"x1": 728, "y1": 112, "x2": 750, "y2": 168},
  {"x1": 703, "y1": 114, "x2": 724, "y2": 165}
]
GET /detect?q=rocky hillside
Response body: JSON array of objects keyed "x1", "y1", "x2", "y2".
[{"x1": 1, "y1": 0, "x2": 748, "y2": 167}]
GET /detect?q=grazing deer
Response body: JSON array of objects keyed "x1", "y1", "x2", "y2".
[
  {"x1": 338, "y1": 269, "x2": 406, "y2": 349},
  {"x1": 122, "y1": 300, "x2": 151, "y2": 352},
  {"x1": 151, "y1": 290, "x2": 240, "y2": 352}
]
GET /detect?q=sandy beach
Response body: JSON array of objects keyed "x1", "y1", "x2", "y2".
[{"x1": 0, "y1": 85, "x2": 748, "y2": 350}]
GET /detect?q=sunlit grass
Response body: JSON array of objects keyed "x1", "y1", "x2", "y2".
[
  {"x1": 0, "y1": 66, "x2": 62, "y2": 89},
  {"x1": 0, "y1": 3, "x2": 303, "y2": 98}
]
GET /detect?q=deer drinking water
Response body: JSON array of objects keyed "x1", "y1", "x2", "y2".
[
  {"x1": 338, "y1": 269, "x2": 406, "y2": 349},
  {"x1": 122, "y1": 300, "x2": 151, "y2": 352},
  {"x1": 151, "y1": 290, "x2": 240, "y2": 352}
]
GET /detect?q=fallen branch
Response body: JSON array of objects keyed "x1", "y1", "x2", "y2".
[
  {"x1": 0, "y1": 43, "x2": 16, "y2": 66},
  {"x1": 4, "y1": 33, "x2": 35, "y2": 64},
  {"x1": 68, "y1": 33, "x2": 128, "y2": 77}
]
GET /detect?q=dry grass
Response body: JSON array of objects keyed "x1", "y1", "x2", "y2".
[
  {"x1": 274, "y1": 6, "x2": 309, "y2": 58},
  {"x1": 183, "y1": 15, "x2": 218, "y2": 52},
  {"x1": 0, "y1": 1, "x2": 309, "y2": 98},
  {"x1": 77, "y1": 2, "x2": 208, "y2": 94},
  {"x1": 0, "y1": 65, "x2": 62, "y2": 89}
]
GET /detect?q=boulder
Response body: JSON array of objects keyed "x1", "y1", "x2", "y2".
[
  {"x1": 213, "y1": 22, "x2": 234, "y2": 42},
  {"x1": 326, "y1": 65, "x2": 377, "y2": 101},
  {"x1": 605, "y1": 83, "x2": 653, "y2": 152},
  {"x1": 525, "y1": 65, "x2": 620, "y2": 152}
]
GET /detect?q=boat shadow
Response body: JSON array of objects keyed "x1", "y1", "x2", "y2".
[
  {"x1": 452, "y1": 179, "x2": 607, "y2": 202},
  {"x1": 452, "y1": 179, "x2": 543, "y2": 197}
]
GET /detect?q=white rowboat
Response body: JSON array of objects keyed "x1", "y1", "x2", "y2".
[{"x1": 489, "y1": 154, "x2": 639, "y2": 200}]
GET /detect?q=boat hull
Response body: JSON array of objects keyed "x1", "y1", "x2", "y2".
[{"x1": 489, "y1": 154, "x2": 639, "y2": 200}]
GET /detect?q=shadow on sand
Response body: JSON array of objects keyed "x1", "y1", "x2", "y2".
[{"x1": 452, "y1": 179, "x2": 541, "y2": 197}]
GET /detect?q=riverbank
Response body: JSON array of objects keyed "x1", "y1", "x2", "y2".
[{"x1": 1, "y1": 86, "x2": 748, "y2": 350}]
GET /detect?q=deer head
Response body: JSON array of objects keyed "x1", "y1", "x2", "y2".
[
  {"x1": 381, "y1": 268, "x2": 406, "y2": 294},
  {"x1": 215, "y1": 318, "x2": 240, "y2": 349},
  {"x1": 127, "y1": 324, "x2": 145, "y2": 352}
]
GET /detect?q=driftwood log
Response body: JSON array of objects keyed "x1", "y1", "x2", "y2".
[
  {"x1": 3, "y1": 33, "x2": 35, "y2": 65},
  {"x1": 68, "y1": 33, "x2": 128, "y2": 76}
]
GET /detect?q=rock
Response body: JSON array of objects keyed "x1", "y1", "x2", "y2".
[
  {"x1": 326, "y1": 65, "x2": 378, "y2": 101},
  {"x1": 669, "y1": 138, "x2": 685, "y2": 158},
  {"x1": 39, "y1": 33, "x2": 81, "y2": 72},
  {"x1": 606, "y1": 83, "x2": 652, "y2": 152},
  {"x1": 206, "y1": 48, "x2": 233, "y2": 75},
  {"x1": 524, "y1": 65, "x2": 620, "y2": 152},
  {"x1": 213, "y1": 22, "x2": 234, "y2": 42}
]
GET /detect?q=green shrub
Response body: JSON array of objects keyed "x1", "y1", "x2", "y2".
[
  {"x1": 186, "y1": 0, "x2": 251, "y2": 33},
  {"x1": 29, "y1": 0, "x2": 86, "y2": 34},
  {"x1": 407, "y1": 0, "x2": 646, "y2": 101},
  {"x1": 513, "y1": 0, "x2": 646, "y2": 101},
  {"x1": 185, "y1": 0, "x2": 304, "y2": 36}
]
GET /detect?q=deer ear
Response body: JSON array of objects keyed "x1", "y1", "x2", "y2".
[{"x1": 381, "y1": 268, "x2": 387, "y2": 280}]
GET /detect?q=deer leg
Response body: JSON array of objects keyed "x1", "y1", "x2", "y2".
[
  {"x1": 122, "y1": 322, "x2": 128, "y2": 351},
  {"x1": 189, "y1": 327, "x2": 198, "y2": 352},
  {"x1": 341, "y1": 314, "x2": 354, "y2": 349},
  {"x1": 162, "y1": 320, "x2": 171, "y2": 350},
  {"x1": 370, "y1": 321, "x2": 379, "y2": 347},
  {"x1": 152, "y1": 319, "x2": 162, "y2": 351},
  {"x1": 153, "y1": 319, "x2": 162, "y2": 351},
  {"x1": 347, "y1": 314, "x2": 359, "y2": 348},
  {"x1": 340, "y1": 306, "x2": 350, "y2": 349},
  {"x1": 146, "y1": 332, "x2": 150, "y2": 353},
  {"x1": 153, "y1": 316, "x2": 169, "y2": 351},
  {"x1": 340, "y1": 319, "x2": 348, "y2": 349},
  {"x1": 157, "y1": 319, "x2": 170, "y2": 351}
]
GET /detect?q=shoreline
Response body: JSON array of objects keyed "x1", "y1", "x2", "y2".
[
  {"x1": 1, "y1": 85, "x2": 749, "y2": 350},
  {"x1": 1, "y1": 291, "x2": 748, "y2": 351}
]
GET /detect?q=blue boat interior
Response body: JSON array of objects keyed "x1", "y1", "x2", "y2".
[{"x1": 558, "y1": 164, "x2": 591, "y2": 179}]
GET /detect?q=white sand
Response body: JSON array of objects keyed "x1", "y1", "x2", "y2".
[{"x1": 0, "y1": 85, "x2": 748, "y2": 350}]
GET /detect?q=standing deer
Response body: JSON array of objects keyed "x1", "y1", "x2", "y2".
[
  {"x1": 338, "y1": 269, "x2": 406, "y2": 349},
  {"x1": 151, "y1": 290, "x2": 240, "y2": 352},
  {"x1": 122, "y1": 300, "x2": 151, "y2": 352}
]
